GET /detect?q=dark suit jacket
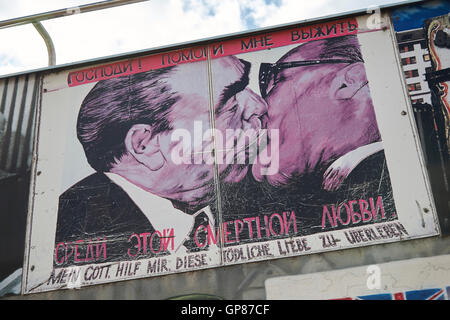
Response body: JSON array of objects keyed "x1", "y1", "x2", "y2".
[
  {"x1": 55, "y1": 172, "x2": 157, "y2": 267},
  {"x1": 54, "y1": 172, "x2": 214, "y2": 268}
]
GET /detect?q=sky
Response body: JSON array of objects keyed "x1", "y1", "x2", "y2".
[{"x1": 0, "y1": 0, "x2": 421, "y2": 76}]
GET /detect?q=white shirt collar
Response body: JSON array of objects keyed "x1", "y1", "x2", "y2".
[{"x1": 104, "y1": 172, "x2": 197, "y2": 252}]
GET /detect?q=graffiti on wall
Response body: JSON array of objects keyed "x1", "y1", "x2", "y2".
[{"x1": 23, "y1": 14, "x2": 438, "y2": 293}]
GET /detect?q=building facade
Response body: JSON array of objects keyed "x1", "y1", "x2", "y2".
[{"x1": 396, "y1": 28, "x2": 433, "y2": 104}]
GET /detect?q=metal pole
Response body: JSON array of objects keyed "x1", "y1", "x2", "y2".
[
  {"x1": 0, "y1": 0, "x2": 150, "y2": 29},
  {"x1": 32, "y1": 22, "x2": 56, "y2": 66},
  {"x1": 0, "y1": 0, "x2": 150, "y2": 66}
]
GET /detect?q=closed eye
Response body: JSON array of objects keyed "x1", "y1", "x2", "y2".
[{"x1": 266, "y1": 74, "x2": 284, "y2": 97}]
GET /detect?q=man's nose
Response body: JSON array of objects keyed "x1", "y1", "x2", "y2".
[{"x1": 237, "y1": 88, "x2": 268, "y2": 129}]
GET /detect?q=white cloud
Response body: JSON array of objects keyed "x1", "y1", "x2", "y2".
[
  {"x1": 43, "y1": 0, "x2": 246, "y2": 63},
  {"x1": 0, "y1": 0, "x2": 402, "y2": 75},
  {"x1": 241, "y1": 0, "x2": 403, "y2": 28}
]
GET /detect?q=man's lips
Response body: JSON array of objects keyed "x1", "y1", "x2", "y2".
[
  {"x1": 260, "y1": 112, "x2": 269, "y2": 130},
  {"x1": 235, "y1": 113, "x2": 268, "y2": 153}
]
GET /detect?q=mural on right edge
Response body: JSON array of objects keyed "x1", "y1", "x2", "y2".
[{"x1": 391, "y1": 0, "x2": 450, "y2": 234}]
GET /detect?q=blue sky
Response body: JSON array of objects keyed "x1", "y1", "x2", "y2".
[{"x1": 0, "y1": 0, "x2": 432, "y2": 75}]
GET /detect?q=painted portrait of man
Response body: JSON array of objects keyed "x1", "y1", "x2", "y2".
[
  {"x1": 54, "y1": 34, "x2": 397, "y2": 266},
  {"x1": 219, "y1": 35, "x2": 397, "y2": 244},
  {"x1": 253, "y1": 35, "x2": 383, "y2": 186},
  {"x1": 54, "y1": 55, "x2": 267, "y2": 267}
]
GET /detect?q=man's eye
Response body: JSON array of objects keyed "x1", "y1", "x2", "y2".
[
  {"x1": 266, "y1": 74, "x2": 281, "y2": 96},
  {"x1": 230, "y1": 104, "x2": 238, "y2": 113},
  {"x1": 339, "y1": 83, "x2": 348, "y2": 90}
]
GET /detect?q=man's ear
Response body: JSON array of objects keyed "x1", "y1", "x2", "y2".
[
  {"x1": 333, "y1": 63, "x2": 368, "y2": 100},
  {"x1": 125, "y1": 124, "x2": 165, "y2": 171}
]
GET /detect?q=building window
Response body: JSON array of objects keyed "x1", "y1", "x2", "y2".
[
  {"x1": 402, "y1": 56, "x2": 417, "y2": 65},
  {"x1": 404, "y1": 69, "x2": 419, "y2": 79},
  {"x1": 423, "y1": 54, "x2": 430, "y2": 61},
  {"x1": 399, "y1": 44, "x2": 414, "y2": 53},
  {"x1": 400, "y1": 34, "x2": 413, "y2": 41},
  {"x1": 408, "y1": 83, "x2": 422, "y2": 92}
]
